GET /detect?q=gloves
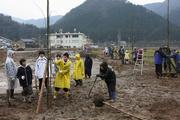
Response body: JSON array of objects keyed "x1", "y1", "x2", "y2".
[
  {"x1": 96, "y1": 74, "x2": 102, "y2": 78},
  {"x1": 59, "y1": 70, "x2": 63, "y2": 74},
  {"x1": 21, "y1": 76, "x2": 25, "y2": 80}
]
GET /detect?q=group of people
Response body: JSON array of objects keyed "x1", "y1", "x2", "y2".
[
  {"x1": 104, "y1": 46, "x2": 137, "y2": 64},
  {"x1": 5, "y1": 50, "x2": 33, "y2": 102},
  {"x1": 53, "y1": 52, "x2": 93, "y2": 99},
  {"x1": 5, "y1": 50, "x2": 94, "y2": 102},
  {"x1": 5, "y1": 49, "x2": 117, "y2": 103},
  {"x1": 154, "y1": 46, "x2": 180, "y2": 78}
]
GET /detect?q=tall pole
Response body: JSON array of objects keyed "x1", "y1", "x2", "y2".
[
  {"x1": 46, "y1": 0, "x2": 50, "y2": 108},
  {"x1": 167, "y1": 0, "x2": 170, "y2": 46}
]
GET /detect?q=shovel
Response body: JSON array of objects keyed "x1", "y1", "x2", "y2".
[{"x1": 88, "y1": 76, "x2": 98, "y2": 98}]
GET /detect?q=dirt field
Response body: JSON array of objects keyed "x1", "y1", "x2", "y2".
[{"x1": 0, "y1": 51, "x2": 180, "y2": 120}]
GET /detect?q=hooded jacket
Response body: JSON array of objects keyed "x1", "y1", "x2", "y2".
[
  {"x1": 5, "y1": 50, "x2": 17, "y2": 79},
  {"x1": 35, "y1": 56, "x2": 47, "y2": 79},
  {"x1": 17, "y1": 65, "x2": 33, "y2": 87},
  {"x1": 54, "y1": 59, "x2": 72, "y2": 89},
  {"x1": 125, "y1": 50, "x2": 130, "y2": 60},
  {"x1": 73, "y1": 54, "x2": 85, "y2": 80}
]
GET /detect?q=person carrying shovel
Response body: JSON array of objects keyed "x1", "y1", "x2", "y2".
[{"x1": 96, "y1": 62, "x2": 116, "y2": 102}]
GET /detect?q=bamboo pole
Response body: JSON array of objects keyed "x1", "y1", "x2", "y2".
[
  {"x1": 36, "y1": 64, "x2": 47, "y2": 113},
  {"x1": 103, "y1": 102, "x2": 147, "y2": 120},
  {"x1": 166, "y1": 0, "x2": 170, "y2": 46}
]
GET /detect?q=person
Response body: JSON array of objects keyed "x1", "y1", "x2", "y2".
[
  {"x1": 162, "y1": 46, "x2": 171, "y2": 73},
  {"x1": 16, "y1": 58, "x2": 33, "y2": 103},
  {"x1": 119, "y1": 46, "x2": 125, "y2": 64},
  {"x1": 96, "y1": 62, "x2": 116, "y2": 102},
  {"x1": 84, "y1": 54, "x2": 93, "y2": 78},
  {"x1": 124, "y1": 50, "x2": 130, "y2": 64},
  {"x1": 171, "y1": 50, "x2": 180, "y2": 73},
  {"x1": 104, "y1": 47, "x2": 109, "y2": 56},
  {"x1": 54, "y1": 53, "x2": 72, "y2": 99},
  {"x1": 5, "y1": 50, "x2": 17, "y2": 99},
  {"x1": 73, "y1": 54, "x2": 85, "y2": 86},
  {"x1": 35, "y1": 50, "x2": 47, "y2": 91},
  {"x1": 110, "y1": 47, "x2": 114, "y2": 59},
  {"x1": 154, "y1": 48, "x2": 165, "y2": 79},
  {"x1": 132, "y1": 47, "x2": 137, "y2": 63}
]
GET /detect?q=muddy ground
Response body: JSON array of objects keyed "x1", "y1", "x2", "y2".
[{"x1": 0, "y1": 51, "x2": 180, "y2": 120}]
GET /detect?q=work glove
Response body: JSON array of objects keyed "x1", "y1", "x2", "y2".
[
  {"x1": 96, "y1": 74, "x2": 103, "y2": 78},
  {"x1": 21, "y1": 76, "x2": 25, "y2": 80},
  {"x1": 59, "y1": 70, "x2": 63, "y2": 74}
]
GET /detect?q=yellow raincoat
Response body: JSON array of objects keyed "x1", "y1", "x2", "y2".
[
  {"x1": 73, "y1": 54, "x2": 85, "y2": 80},
  {"x1": 54, "y1": 59, "x2": 72, "y2": 89},
  {"x1": 125, "y1": 50, "x2": 130, "y2": 60}
]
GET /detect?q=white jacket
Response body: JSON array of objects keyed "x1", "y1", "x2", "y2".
[{"x1": 35, "y1": 56, "x2": 47, "y2": 79}]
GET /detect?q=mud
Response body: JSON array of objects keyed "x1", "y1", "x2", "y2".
[{"x1": 0, "y1": 51, "x2": 180, "y2": 120}]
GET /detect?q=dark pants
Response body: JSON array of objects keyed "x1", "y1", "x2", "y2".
[
  {"x1": 39, "y1": 78, "x2": 48, "y2": 90},
  {"x1": 85, "y1": 69, "x2": 92, "y2": 78},
  {"x1": 176, "y1": 63, "x2": 180, "y2": 73},
  {"x1": 155, "y1": 64, "x2": 162, "y2": 78},
  {"x1": 75, "y1": 79, "x2": 83, "y2": 86},
  {"x1": 121, "y1": 55, "x2": 125, "y2": 64},
  {"x1": 105, "y1": 81, "x2": 116, "y2": 100},
  {"x1": 164, "y1": 59, "x2": 172, "y2": 72},
  {"x1": 10, "y1": 89, "x2": 14, "y2": 98},
  {"x1": 22, "y1": 86, "x2": 33, "y2": 96}
]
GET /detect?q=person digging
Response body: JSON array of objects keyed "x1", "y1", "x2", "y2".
[{"x1": 96, "y1": 62, "x2": 116, "y2": 103}]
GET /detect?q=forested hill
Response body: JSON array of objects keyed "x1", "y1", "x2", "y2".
[
  {"x1": 0, "y1": 14, "x2": 42, "y2": 41},
  {"x1": 53, "y1": 0, "x2": 180, "y2": 43}
]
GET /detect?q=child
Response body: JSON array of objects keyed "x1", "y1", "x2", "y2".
[
  {"x1": 35, "y1": 50, "x2": 47, "y2": 90},
  {"x1": 73, "y1": 54, "x2": 85, "y2": 86},
  {"x1": 96, "y1": 62, "x2": 116, "y2": 102},
  {"x1": 17, "y1": 58, "x2": 33, "y2": 103},
  {"x1": 54, "y1": 53, "x2": 72, "y2": 99}
]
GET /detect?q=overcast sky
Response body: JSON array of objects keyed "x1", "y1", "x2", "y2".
[{"x1": 0, "y1": 0, "x2": 164, "y2": 20}]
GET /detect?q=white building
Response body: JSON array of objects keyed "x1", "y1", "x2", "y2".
[{"x1": 50, "y1": 30, "x2": 88, "y2": 48}]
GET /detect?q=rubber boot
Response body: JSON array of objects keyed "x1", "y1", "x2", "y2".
[
  {"x1": 66, "y1": 91, "x2": 70, "y2": 99},
  {"x1": 79, "y1": 80, "x2": 83, "y2": 86},
  {"x1": 75, "y1": 80, "x2": 79, "y2": 87},
  {"x1": 54, "y1": 90, "x2": 58, "y2": 99},
  {"x1": 10, "y1": 89, "x2": 15, "y2": 99}
]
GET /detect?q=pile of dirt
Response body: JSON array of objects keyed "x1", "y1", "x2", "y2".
[{"x1": 149, "y1": 98, "x2": 180, "y2": 120}]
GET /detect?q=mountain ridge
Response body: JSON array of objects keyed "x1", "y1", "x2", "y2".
[
  {"x1": 12, "y1": 15, "x2": 63, "y2": 28},
  {"x1": 53, "y1": 0, "x2": 180, "y2": 43}
]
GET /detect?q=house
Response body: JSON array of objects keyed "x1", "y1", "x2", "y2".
[
  {"x1": 49, "y1": 29, "x2": 88, "y2": 48},
  {"x1": 21, "y1": 39, "x2": 37, "y2": 48}
]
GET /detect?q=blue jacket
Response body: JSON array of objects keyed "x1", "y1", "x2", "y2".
[
  {"x1": 154, "y1": 50, "x2": 163, "y2": 64},
  {"x1": 171, "y1": 53, "x2": 180, "y2": 71}
]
